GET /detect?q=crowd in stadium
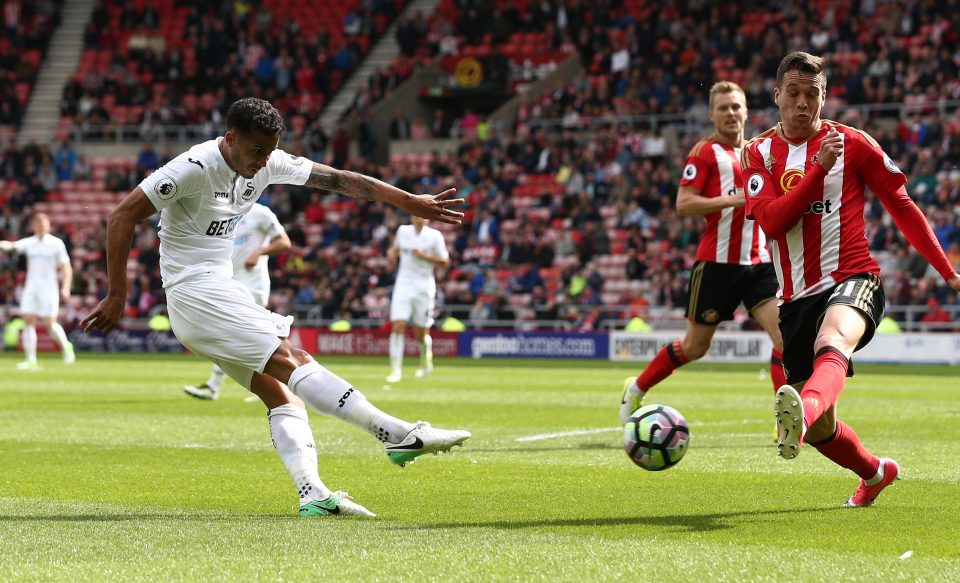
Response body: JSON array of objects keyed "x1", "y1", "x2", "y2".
[{"x1": 1, "y1": 0, "x2": 960, "y2": 330}]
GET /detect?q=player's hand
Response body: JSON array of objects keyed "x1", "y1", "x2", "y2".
[
  {"x1": 61, "y1": 287, "x2": 71, "y2": 301},
  {"x1": 727, "y1": 193, "x2": 746, "y2": 208},
  {"x1": 818, "y1": 128, "x2": 843, "y2": 172},
  {"x1": 401, "y1": 188, "x2": 464, "y2": 225},
  {"x1": 244, "y1": 251, "x2": 260, "y2": 269},
  {"x1": 80, "y1": 295, "x2": 126, "y2": 333},
  {"x1": 947, "y1": 273, "x2": 960, "y2": 293}
]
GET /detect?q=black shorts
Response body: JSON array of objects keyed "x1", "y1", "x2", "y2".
[
  {"x1": 685, "y1": 261, "x2": 779, "y2": 325},
  {"x1": 779, "y1": 273, "x2": 885, "y2": 384}
]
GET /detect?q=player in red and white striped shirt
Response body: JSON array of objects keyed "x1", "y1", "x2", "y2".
[
  {"x1": 744, "y1": 52, "x2": 960, "y2": 507},
  {"x1": 620, "y1": 82, "x2": 785, "y2": 425}
]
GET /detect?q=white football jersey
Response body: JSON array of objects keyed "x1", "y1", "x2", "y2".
[
  {"x1": 12, "y1": 234, "x2": 69, "y2": 290},
  {"x1": 231, "y1": 202, "x2": 285, "y2": 297},
  {"x1": 139, "y1": 138, "x2": 310, "y2": 287},
  {"x1": 394, "y1": 224, "x2": 448, "y2": 292}
]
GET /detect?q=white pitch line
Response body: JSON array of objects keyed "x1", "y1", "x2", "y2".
[
  {"x1": 515, "y1": 427, "x2": 621, "y2": 442},
  {"x1": 514, "y1": 418, "x2": 763, "y2": 443}
]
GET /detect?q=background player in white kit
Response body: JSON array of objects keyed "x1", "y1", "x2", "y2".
[
  {"x1": 80, "y1": 98, "x2": 470, "y2": 517},
  {"x1": 386, "y1": 216, "x2": 449, "y2": 383},
  {"x1": 184, "y1": 202, "x2": 291, "y2": 400},
  {"x1": 0, "y1": 213, "x2": 75, "y2": 369}
]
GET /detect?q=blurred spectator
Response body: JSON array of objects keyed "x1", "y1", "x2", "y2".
[
  {"x1": 135, "y1": 143, "x2": 159, "y2": 180},
  {"x1": 921, "y1": 297, "x2": 953, "y2": 327},
  {"x1": 389, "y1": 108, "x2": 411, "y2": 140}
]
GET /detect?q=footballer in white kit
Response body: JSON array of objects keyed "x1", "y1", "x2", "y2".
[
  {"x1": 0, "y1": 213, "x2": 75, "y2": 369},
  {"x1": 386, "y1": 217, "x2": 449, "y2": 382},
  {"x1": 183, "y1": 202, "x2": 292, "y2": 400},
  {"x1": 80, "y1": 98, "x2": 470, "y2": 517}
]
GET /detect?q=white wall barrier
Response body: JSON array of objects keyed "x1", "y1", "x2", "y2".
[
  {"x1": 856, "y1": 333, "x2": 960, "y2": 365},
  {"x1": 610, "y1": 332, "x2": 773, "y2": 362},
  {"x1": 609, "y1": 332, "x2": 960, "y2": 365}
]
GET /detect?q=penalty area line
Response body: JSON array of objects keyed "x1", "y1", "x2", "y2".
[{"x1": 515, "y1": 427, "x2": 621, "y2": 442}]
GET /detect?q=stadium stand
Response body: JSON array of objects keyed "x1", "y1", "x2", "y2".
[
  {"x1": 59, "y1": 0, "x2": 404, "y2": 142},
  {"x1": 0, "y1": 0, "x2": 63, "y2": 142}
]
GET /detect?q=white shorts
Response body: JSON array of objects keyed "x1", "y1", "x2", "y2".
[
  {"x1": 20, "y1": 285, "x2": 59, "y2": 317},
  {"x1": 390, "y1": 284, "x2": 435, "y2": 328},
  {"x1": 166, "y1": 274, "x2": 292, "y2": 390}
]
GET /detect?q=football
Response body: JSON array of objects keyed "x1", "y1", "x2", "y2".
[{"x1": 623, "y1": 404, "x2": 690, "y2": 471}]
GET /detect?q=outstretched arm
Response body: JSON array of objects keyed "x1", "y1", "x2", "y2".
[
  {"x1": 80, "y1": 188, "x2": 158, "y2": 332},
  {"x1": 305, "y1": 163, "x2": 465, "y2": 224},
  {"x1": 876, "y1": 185, "x2": 960, "y2": 290},
  {"x1": 0, "y1": 241, "x2": 13, "y2": 252}
]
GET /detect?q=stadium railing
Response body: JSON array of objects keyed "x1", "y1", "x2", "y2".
[{"x1": 57, "y1": 97, "x2": 960, "y2": 145}]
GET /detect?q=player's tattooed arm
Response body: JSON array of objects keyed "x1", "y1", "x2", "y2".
[
  {"x1": 306, "y1": 163, "x2": 375, "y2": 201},
  {"x1": 306, "y1": 162, "x2": 466, "y2": 224}
]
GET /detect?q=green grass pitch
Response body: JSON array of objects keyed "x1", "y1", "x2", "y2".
[{"x1": 0, "y1": 352, "x2": 958, "y2": 581}]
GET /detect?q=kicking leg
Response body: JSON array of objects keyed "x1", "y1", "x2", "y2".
[
  {"x1": 266, "y1": 341, "x2": 470, "y2": 467},
  {"x1": 804, "y1": 406, "x2": 899, "y2": 507}
]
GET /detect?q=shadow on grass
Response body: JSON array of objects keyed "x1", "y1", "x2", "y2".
[{"x1": 387, "y1": 506, "x2": 842, "y2": 533}]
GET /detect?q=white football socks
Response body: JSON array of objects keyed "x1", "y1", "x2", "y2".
[
  {"x1": 206, "y1": 365, "x2": 226, "y2": 391},
  {"x1": 288, "y1": 361, "x2": 414, "y2": 444},
  {"x1": 420, "y1": 335, "x2": 433, "y2": 368},
  {"x1": 49, "y1": 322, "x2": 69, "y2": 348},
  {"x1": 268, "y1": 404, "x2": 331, "y2": 504},
  {"x1": 22, "y1": 325, "x2": 37, "y2": 362},
  {"x1": 389, "y1": 332, "x2": 404, "y2": 373}
]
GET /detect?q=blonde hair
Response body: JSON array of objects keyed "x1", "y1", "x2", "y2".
[{"x1": 709, "y1": 81, "x2": 745, "y2": 109}]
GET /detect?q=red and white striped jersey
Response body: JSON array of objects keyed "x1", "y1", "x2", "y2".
[
  {"x1": 680, "y1": 136, "x2": 770, "y2": 265},
  {"x1": 742, "y1": 121, "x2": 906, "y2": 302}
]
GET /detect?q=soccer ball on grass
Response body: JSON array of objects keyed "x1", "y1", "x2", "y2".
[{"x1": 623, "y1": 404, "x2": 690, "y2": 471}]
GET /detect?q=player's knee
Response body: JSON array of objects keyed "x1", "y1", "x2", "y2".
[
  {"x1": 681, "y1": 339, "x2": 709, "y2": 360},
  {"x1": 813, "y1": 330, "x2": 850, "y2": 353},
  {"x1": 266, "y1": 343, "x2": 314, "y2": 379},
  {"x1": 287, "y1": 346, "x2": 313, "y2": 367}
]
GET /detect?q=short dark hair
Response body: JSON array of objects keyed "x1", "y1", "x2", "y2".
[
  {"x1": 776, "y1": 51, "x2": 826, "y2": 87},
  {"x1": 226, "y1": 98, "x2": 285, "y2": 136}
]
